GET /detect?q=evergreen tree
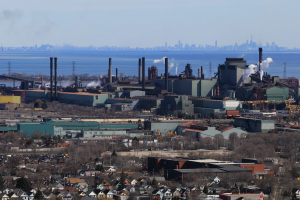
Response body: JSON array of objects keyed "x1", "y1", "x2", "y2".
[
  {"x1": 0, "y1": 174, "x2": 4, "y2": 189},
  {"x1": 203, "y1": 185, "x2": 208, "y2": 194},
  {"x1": 95, "y1": 164, "x2": 104, "y2": 172},
  {"x1": 16, "y1": 177, "x2": 30, "y2": 192},
  {"x1": 152, "y1": 177, "x2": 158, "y2": 188},
  {"x1": 34, "y1": 190, "x2": 43, "y2": 200},
  {"x1": 111, "y1": 149, "x2": 117, "y2": 157},
  {"x1": 239, "y1": 184, "x2": 244, "y2": 193},
  {"x1": 120, "y1": 170, "x2": 126, "y2": 186}
]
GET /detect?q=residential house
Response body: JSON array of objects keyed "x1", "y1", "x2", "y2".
[
  {"x1": 14, "y1": 189, "x2": 27, "y2": 200},
  {"x1": 107, "y1": 190, "x2": 115, "y2": 199},
  {"x1": 86, "y1": 190, "x2": 97, "y2": 198},
  {"x1": 151, "y1": 189, "x2": 164, "y2": 200},
  {"x1": 81, "y1": 197, "x2": 96, "y2": 200},
  {"x1": 0, "y1": 193, "x2": 9, "y2": 200},
  {"x1": 58, "y1": 191, "x2": 73, "y2": 200},
  {"x1": 27, "y1": 192, "x2": 34, "y2": 200},
  {"x1": 44, "y1": 192, "x2": 56, "y2": 200},
  {"x1": 163, "y1": 189, "x2": 172, "y2": 200}
]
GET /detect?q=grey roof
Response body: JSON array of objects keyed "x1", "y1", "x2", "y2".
[
  {"x1": 81, "y1": 197, "x2": 96, "y2": 200},
  {"x1": 173, "y1": 168, "x2": 224, "y2": 173},
  {"x1": 219, "y1": 165, "x2": 252, "y2": 172}
]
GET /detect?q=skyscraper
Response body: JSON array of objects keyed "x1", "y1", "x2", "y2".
[
  {"x1": 215, "y1": 40, "x2": 217, "y2": 47},
  {"x1": 165, "y1": 42, "x2": 167, "y2": 48},
  {"x1": 178, "y1": 40, "x2": 181, "y2": 50}
]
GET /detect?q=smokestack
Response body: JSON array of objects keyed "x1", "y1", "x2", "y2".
[
  {"x1": 54, "y1": 57, "x2": 57, "y2": 101},
  {"x1": 139, "y1": 58, "x2": 142, "y2": 83},
  {"x1": 50, "y1": 57, "x2": 53, "y2": 102},
  {"x1": 165, "y1": 57, "x2": 168, "y2": 91},
  {"x1": 201, "y1": 66, "x2": 205, "y2": 79},
  {"x1": 109, "y1": 58, "x2": 112, "y2": 83},
  {"x1": 259, "y1": 48, "x2": 263, "y2": 71},
  {"x1": 148, "y1": 67, "x2": 151, "y2": 80},
  {"x1": 142, "y1": 57, "x2": 145, "y2": 90},
  {"x1": 116, "y1": 68, "x2": 118, "y2": 81}
]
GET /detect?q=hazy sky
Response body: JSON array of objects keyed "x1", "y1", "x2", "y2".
[{"x1": 0, "y1": 0, "x2": 299, "y2": 48}]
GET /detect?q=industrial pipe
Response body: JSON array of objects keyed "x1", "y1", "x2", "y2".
[
  {"x1": 165, "y1": 57, "x2": 168, "y2": 91},
  {"x1": 54, "y1": 57, "x2": 57, "y2": 101},
  {"x1": 142, "y1": 57, "x2": 145, "y2": 90},
  {"x1": 50, "y1": 57, "x2": 53, "y2": 102},
  {"x1": 116, "y1": 68, "x2": 118, "y2": 81},
  {"x1": 259, "y1": 48, "x2": 263, "y2": 71},
  {"x1": 139, "y1": 58, "x2": 142, "y2": 83},
  {"x1": 109, "y1": 58, "x2": 112, "y2": 84}
]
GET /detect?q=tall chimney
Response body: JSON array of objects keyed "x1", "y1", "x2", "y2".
[
  {"x1": 109, "y1": 58, "x2": 112, "y2": 83},
  {"x1": 201, "y1": 66, "x2": 205, "y2": 79},
  {"x1": 148, "y1": 67, "x2": 151, "y2": 80},
  {"x1": 54, "y1": 57, "x2": 57, "y2": 101},
  {"x1": 139, "y1": 58, "x2": 142, "y2": 83},
  {"x1": 116, "y1": 68, "x2": 118, "y2": 81},
  {"x1": 165, "y1": 57, "x2": 168, "y2": 91},
  {"x1": 50, "y1": 57, "x2": 53, "y2": 102},
  {"x1": 259, "y1": 48, "x2": 263, "y2": 71},
  {"x1": 142, "y1": 57, "x2": 145, "y2": 90}
]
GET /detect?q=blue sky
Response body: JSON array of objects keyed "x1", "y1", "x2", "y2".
[{"x1": 0, "y1": 0, "x2": 299, "y2": 48}]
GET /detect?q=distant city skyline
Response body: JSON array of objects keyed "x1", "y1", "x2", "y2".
[{"x1": 0, "y1": 37, "x2": 295, "y2": 51}]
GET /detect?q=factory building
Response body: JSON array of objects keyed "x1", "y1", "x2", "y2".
[
  {"x1": 139, "y1": 97, "x2": 163, "y2": 110},
  {"x1": 148, "y1": 157, "x2": 252, "y2": 182},
  {"x1": 236, "y1": 84, "x2": 290, "y2": 101},
  {"x1": 160, "y1": 95, "x2": 194, "y2": 115},
  {"x1": 144, "y1": 120, "x2": 185, "y2": 135},
  {"x1": 0, "y1": 95, "x2": 21, "y2": 104},
  {"x1": 234, "y1": 117, "x2": 274, "y2": 133},
  {"x1": 183, "y1": 126, "x2": 247, "y2": 140},
  {"x1": 25, "y1": 90, "x2": 109, "y2": 107},
  {"x1": 17, "y1": 119, "x2": 100, "y2": 137},
  {"x1": 151, "y1": 78, "x2": 218, "y2": 97},
  {"x1": 218, "y1": 58, "x2": 251, "y2": 88},
  {"x1": 105, "y1": 98, "x2": 140, "y2": 111},
  {"x1": 81, "y1": 129, "x2": 127, "y2": 138},
  {"x1": 190, "y1": 98, "x2": 241, "y2": 115}
]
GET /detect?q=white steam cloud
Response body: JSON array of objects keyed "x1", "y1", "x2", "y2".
[
  {"x1": 153, "y1": 57, "x2": 167, "y2": 64},
  {"x1": 87, "y1": 80, "x2": 101, "y2": 87},
  {"x1": 242, "y1": 57, "x2": 273, "y2": 81},
  {"x1": 169, "y1": 58, "x2": 179, "y2": 74},
  {"x1": 242, "y1": 64, "x2": 257, "y2": 80},
  {"x1": 153, "y1": 57, "x2": 179, "y2": 74},
  {"x1": 61, "y1": 81, "x2": 73, "y2": 88},
  {"x1": 259, "y1": 58, "x2": 273, "y2": 80}
]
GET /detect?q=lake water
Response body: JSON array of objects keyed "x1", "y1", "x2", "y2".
[{"x1": 0, "y1": 51, "x2": 299, "y2": 79}]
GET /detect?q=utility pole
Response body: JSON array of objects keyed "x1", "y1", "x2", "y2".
[
  {"x1": 283, "y1": 62, "x2": 286, "y2": 79},
  {"x1": 8, "y1": 62, "x2": 11, "y2": 76}
]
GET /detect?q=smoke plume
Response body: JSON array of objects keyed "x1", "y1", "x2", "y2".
[
  {"x1": 259, "y1": 58, "x2": 273, "y2": 80},
  {"x1": 242, "y1": 64, "x2": 257, "y2": 80},
  {"x1": 61, "y1": 81, "x2": 73, "y2": 88},
  {"x1": 153, "y1": 57, "x2": 167, "y2": 64},
  {"x1": 87, "y1": 80, "x2": 101, "y2": 87},
  {"x1": 169, "y1": 58, "x2": 179, "y2": 74}
]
